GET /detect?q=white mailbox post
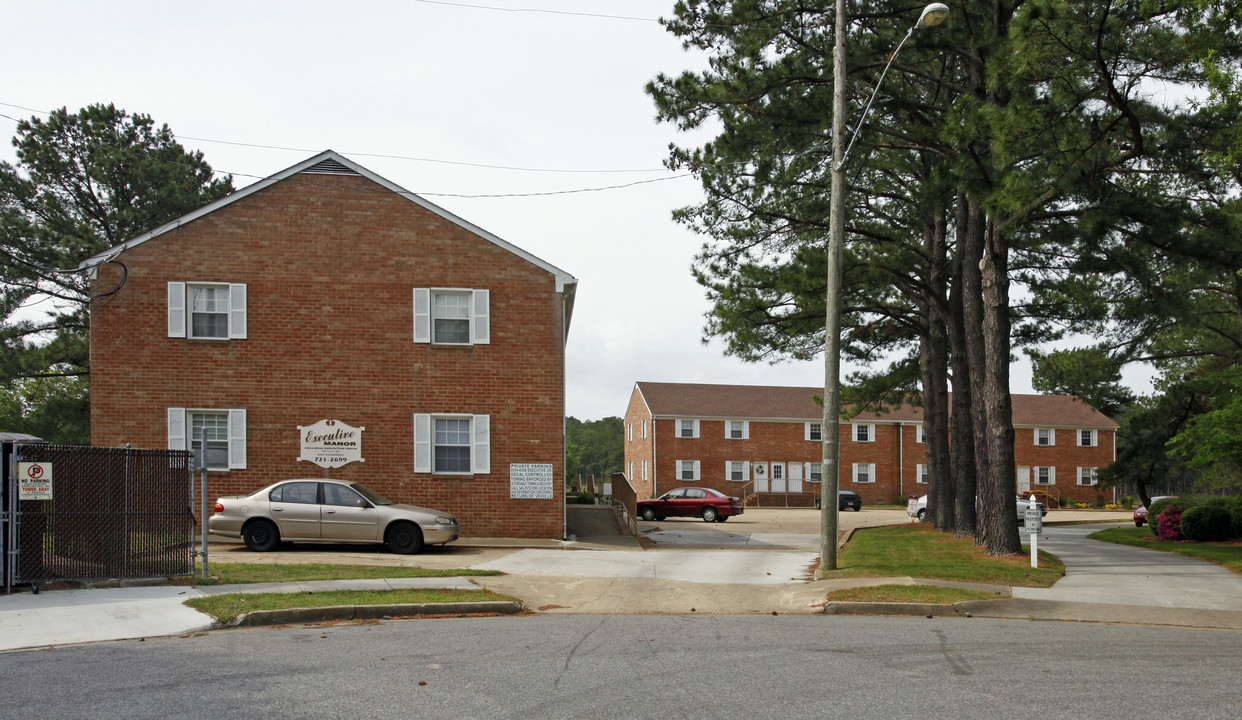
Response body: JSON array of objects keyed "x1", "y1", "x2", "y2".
[{"x1": 1025, "y1": 506, "x2": 1044, "y2": 568}]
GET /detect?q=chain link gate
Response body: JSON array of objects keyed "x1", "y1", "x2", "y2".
[{"x1": 3, "y1": 442, "x2": 196, "y2": 593}]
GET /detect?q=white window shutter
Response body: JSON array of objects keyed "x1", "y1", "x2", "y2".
[
  {"x1": 414, "y1": 414, "x2": 431, "y2": 472},
  {"x1": 228, "y1": 409, "x2": 247, "y2": 469},
  {"x1": 413, "y1": 289, "x2": 431, "y2": 343},
  {"x1": 805, "y1": 424, "x2": 812, "y2": 441},
  {"x1": 168, "y1": 283, "x2": 186, "y2": 338},
  {"x1": 472, "y1": 289, "x2": 490, "y2": 344},
  {"x1": 724, "y1": 463, "x2": 731, "y2": 482},
  {"x1": 1049, "y1": 466, "x2": 1056, "y2": 484},
  {"x1": 692, "y1": 420, "x2": 700, "y2": 438},
  {"x1": 742, "y1": 421, "x2": 749, "y2": 439},
  {"x1": 472, "y1": 414, "x2": 490, "y2": 474},
  {"x1": 227, "y1": 284, "x2": 247, "y2": 339},
  {"x1": 693, "y1": 460, "x2": 700, "y2": 480},
  {"x1": 1049, "y1": 429, "x2": 1056, "y2": 445},
  {"x1": 168, "y1": 408, "x2": 186, "y2": 450},
  {"x1": 1034, "y1": 428, "x2": 1040, "y2": 445}
]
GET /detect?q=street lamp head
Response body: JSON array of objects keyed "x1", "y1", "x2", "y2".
[{"x1": 916, "y1": 3, "x2": 950, "y2": 29}]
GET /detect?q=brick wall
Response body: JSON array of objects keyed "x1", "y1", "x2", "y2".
[
  {"x1": 625, "y1": 414, "x2": 1118, "y2": 507},
  {"x1": 89, "y1": 171, "x2": 568, "y2": 539}
]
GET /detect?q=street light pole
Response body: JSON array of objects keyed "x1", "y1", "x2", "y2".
[{"x1": 818, "y1": 1, "x2": 949, "y2": 577}]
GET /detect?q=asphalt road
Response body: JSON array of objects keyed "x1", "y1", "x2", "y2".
[{"x1": 3, "y1": 615, "x2": 1239, "y2": 720}]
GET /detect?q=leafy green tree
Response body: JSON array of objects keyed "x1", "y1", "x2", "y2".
[
  {"x1": 649, "y1": 1, "x2": 1242, "y2": 555},
  {"x1": 566, "y1": 417, "x2": 624, "y2": 485},
  {"x1": 0, "y1": 375, "x2": 88, "y2": 444},
  {"x1": 0, "y1": 104, "x2": 233, "y2": 439}
]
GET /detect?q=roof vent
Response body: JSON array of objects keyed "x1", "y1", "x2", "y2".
[{"x1": 302, "y1": 158, "x2": 358, "y2": 176}]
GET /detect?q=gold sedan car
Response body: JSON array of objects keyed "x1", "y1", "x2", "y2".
[{"x1": 208, "y1": 479, "x2": 459, "y2": 554}]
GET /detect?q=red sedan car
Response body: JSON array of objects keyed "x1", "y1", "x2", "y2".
[{"x1": 637, "y1": 487, "x2": 744, "y2": 523}]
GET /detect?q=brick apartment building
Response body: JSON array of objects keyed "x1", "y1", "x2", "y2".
[
  {"x1": 82, "y1": 151, "x2": 576, "y2": 538},
  {"x1": 623, "y1": 382, "x2": 1119, "y2": 507}
]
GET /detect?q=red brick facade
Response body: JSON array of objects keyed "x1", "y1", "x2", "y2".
[
  {"x1": 85, "y1": 152, "x2": 575, "y2": 539},
  {"x1": 624, "y1": 382, "x2": 1119, "y2": 507}
]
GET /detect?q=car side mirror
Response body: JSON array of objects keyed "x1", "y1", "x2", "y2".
[{"x1": 357, "y1": 500, "x2": 370, "y2": 509}]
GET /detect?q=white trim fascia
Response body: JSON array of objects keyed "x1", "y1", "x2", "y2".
[{"x1": 78, "y1": 150, "x2": 579, "y2": 295}]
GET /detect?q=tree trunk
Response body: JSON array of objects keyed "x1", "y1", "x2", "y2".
[
  {"x1": 979, "y1": 219, "x2": 1021, "y2": 556},
  {"x1": 960, "y1": 197, "x2": 992, "y2": 547},
  {"x1": 948, "y1": 192, "x2": 977, "y2": 538},
  {"x1": 922, "y1": 215, "x2": 953, "y2": 532}
]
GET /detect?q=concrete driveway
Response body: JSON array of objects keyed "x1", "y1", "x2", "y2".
[
  {"x1": 636, "y1": 506, "x2": 908, "y2": 551},
  {"x1": 1012, "y1": 523, "x2": 1242, "y2": 610}
]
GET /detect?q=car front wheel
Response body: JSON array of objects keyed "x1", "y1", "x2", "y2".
[
  {"x1": 640, "y1": 507, "x2": 656, "y2": 521},
  {"x1": 916, "y1": 508, "x2": 928, "y2": 522},
  {"x1": 702, "y1": 507, "x2": 718, "y2": 522},
  {"x1": 243, "y1": 520, "x2": 280, "y2": 552},
  {"x1": 386, "y1": 522, "x2": 424, "y2": 555}
]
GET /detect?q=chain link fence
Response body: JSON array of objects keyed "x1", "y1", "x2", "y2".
[{"x1": 5, "y1": 444, "x2": 195, "y2": 591}]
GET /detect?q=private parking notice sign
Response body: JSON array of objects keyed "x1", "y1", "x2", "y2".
[{"x1": 18, "y1": 462, "x2": 53, "y2": 500}]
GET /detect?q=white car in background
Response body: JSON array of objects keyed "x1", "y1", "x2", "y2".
[{"x1": 908, "y1": 494, "x2": 1047, "y2": 524}]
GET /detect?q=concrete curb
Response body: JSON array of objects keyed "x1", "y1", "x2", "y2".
[
  {"x1": 823, "y1": 598, "x2": 1242, "y2": 629},
  {"x1": 824, "y1": 601, "x2": 965, "y2": 617},
  {"x1": 228, "y1": 600, "x2": 525, "y2": 627}
]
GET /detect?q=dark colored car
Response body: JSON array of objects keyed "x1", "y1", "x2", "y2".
[
  {"x1": 815, "y1": 490, "x2": 863, "y2": 511},
  {"x1": 637, "y1": 487, "x2": 744, "y2": 523}
]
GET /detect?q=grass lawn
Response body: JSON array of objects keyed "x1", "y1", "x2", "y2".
[
  {"x1": 186, "y1": 587, "x2": 514, "y2": 625},
  {"x1": 826, "y1": 584, "x2": 1004, "y2": 604},
  {"x1": 827, "y1": 525, "x2": 1064, "y2": 587},
  {"x1": 179, "y1": 562, "x2": 502, "y2": 585},
  {"x1": 1088, "y1": 527, "x2": 1242, "y2": 574}
]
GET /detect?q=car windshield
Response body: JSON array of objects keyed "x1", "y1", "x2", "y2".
[{"x1": 350, "y1": 483, "x2": 394, "y2": 506}]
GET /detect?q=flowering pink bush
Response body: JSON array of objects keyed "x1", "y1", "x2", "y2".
[{"x1": 1155, "y1": 506, "x2": 1185, "y2": 541}]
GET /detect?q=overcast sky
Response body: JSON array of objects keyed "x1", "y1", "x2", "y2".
[{"x1": 2, "y1": 0, "x2": 1151, "y2": 420}]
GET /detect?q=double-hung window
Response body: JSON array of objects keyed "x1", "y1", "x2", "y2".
[
  {"x1": 413, "y1": 288, "x2": 490, "y2": 345},
  {"x1": 852, "y1": 463, "x2": 875, "y2": 483},
  {"x1": 677, "y1": 419, "x2": 700, "y2": 438},
  {"x1": 853, "y1": 424, "x2": 875, "y2": 442},
  {"x1": 168, "y1": 407, "x2": 247, "y2": 470},
  {"x1": 916, "y1": 463, "x2": 929, "y2": 484},
  {"x1": 1078, "y1": 429, "x2": 1098, "y2": 447},
  {"x1": 168, "y1": 282, "x2": 247, "y2": 339},
  {"x1": 805, "y1": 423, "x2": 822, "y2": 441},
  {"x1": 916, "y1": 424, "x2": 925, "y2": 443},
  {"x1": 725, "y1": 420, "x2": 749, "y2": 439},
  {"x1": 413, "y1": 414, "x2": 490, "y2": 474},
  {"x1": 1034, "y1": 466, "x2": 1056, "y2": 485},
  {"x1": 678, "y1": 460, "x2": 700, "y2": 481},
  {"x1": 726, "y1": 461, "x2": 747, "y2": 482},
  {"x1": 807, "y1": 462, "x2": 823, "y2": 482},
  {"x1": 1077, "y1": 467, "x2": 1098, "y2": 486},
  {"x1": 1035, "y1": 428, "x2": 1055, "y2": 446}
]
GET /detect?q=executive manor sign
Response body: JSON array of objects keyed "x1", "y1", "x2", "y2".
[{"x1": 298, "y1": 419, "x2": 364, "y2": 469}]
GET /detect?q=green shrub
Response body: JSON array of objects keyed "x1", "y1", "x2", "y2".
[
  {"x1": 1180, "y1": 505, "x2": 1234, "y2": 542},
  {"x1": 1153, "y1": 499, "x2": 1196, "y2": 541},
  {"x1": 1202, "y1": 497, "x2": 1242, "y2": 538}
]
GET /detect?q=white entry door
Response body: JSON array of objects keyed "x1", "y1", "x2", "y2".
[
  {"x1": 1017, "y1": 466, "x2": 1031, "y2": 494},
  {"x1": 753, "y1": 462, "x2": 769, "y2": 492},
  {"x1": 771, "y1": 463, "x2": 786, "y2": 492},
  {"x1": 788, "y1": 462, "x2": 804, "y2": 493}
]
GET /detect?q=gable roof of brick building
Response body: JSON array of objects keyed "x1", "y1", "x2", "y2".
[
  {"x1": 77, "y1": 149, "x2": 578, "y2": 311},
  {"x1": 632, "y1": 381, "x2": 1119, "y2": 429}
]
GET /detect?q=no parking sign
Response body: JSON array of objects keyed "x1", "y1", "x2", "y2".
[{"x1": 17, "y1": 462, "x2": 53, "y2": 500}]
